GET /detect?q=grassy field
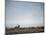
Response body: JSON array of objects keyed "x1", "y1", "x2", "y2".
[{"x1": 5, "y1": 26, "x2": 44, "y2": 35}]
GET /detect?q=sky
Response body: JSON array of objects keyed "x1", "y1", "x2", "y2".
[{"x1": 5, "y1": 0, "x2": 44, "y2": 28}]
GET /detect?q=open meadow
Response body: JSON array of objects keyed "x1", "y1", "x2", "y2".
[{"x1": 6, "y1": 26, "x2": 44, "y2": 35}]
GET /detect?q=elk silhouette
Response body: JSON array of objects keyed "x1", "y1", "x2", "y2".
[{"x1": 14, "y1": 24, "x2": 20, "y2": 29}]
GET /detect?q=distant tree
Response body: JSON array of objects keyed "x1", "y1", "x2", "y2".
[
  {"x1": 18, "y1": 24, "x2": 20, "y2": 28},
  {"x1": 14, "y1": 24, "x2": 20, "y2": 29}
]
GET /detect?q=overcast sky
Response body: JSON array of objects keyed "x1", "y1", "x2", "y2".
[{"x1": 5, "y1": 0, "x2": 44, "y2": 28}]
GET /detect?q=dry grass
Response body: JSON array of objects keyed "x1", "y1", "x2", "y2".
[{"x1": 5, "y1": 26, "x2": 44, "y2": 35}]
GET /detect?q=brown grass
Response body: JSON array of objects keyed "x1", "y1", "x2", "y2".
[{"x1": 5, "y1": 26, "x2": 44, "y2": 35}]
